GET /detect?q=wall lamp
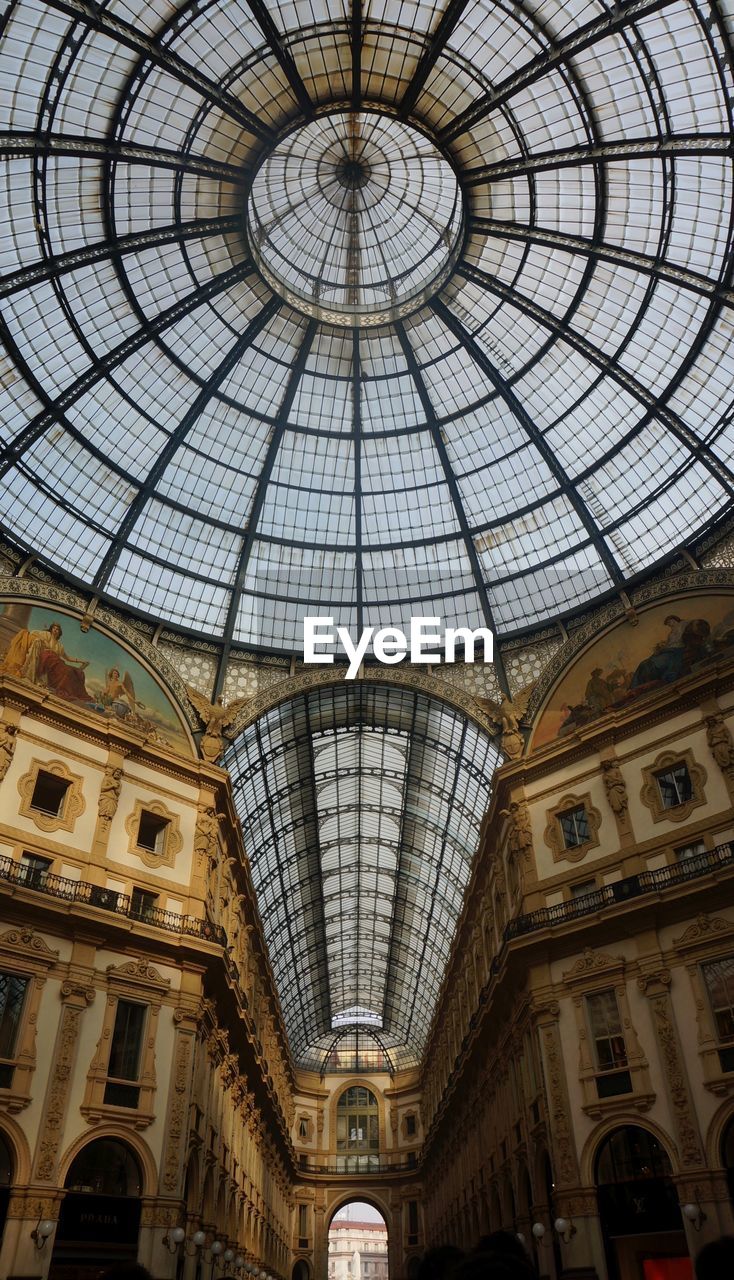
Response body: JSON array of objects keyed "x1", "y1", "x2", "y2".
[
  {"x1": 681, "y1": 1202, "x2": 706, "y2": 1231},
  {"x1": 162, "y1": 1226, "x2": 186, "y2": 1252},
  {"x1": 554, "y1": 1217, "x2": 576, "y2": 1243},
  {"x1": 31, "y1": 1219, "x2": 55, "y2": 1250},
  {"x1": 531, "y1": 1222, "x2": 546, "y2": 1240}
]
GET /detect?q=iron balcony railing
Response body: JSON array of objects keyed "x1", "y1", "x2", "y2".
[
  {"x1": 297, "y1": 1155, "x2": 418, "y2": 1175},
  {"x1": 0, "y1": 852, "x2": 224, "y2": 944},
  {"x1": 504, "y1": 840, "x2": 734, "y2": 940}
]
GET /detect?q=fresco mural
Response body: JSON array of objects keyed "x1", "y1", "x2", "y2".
[
  {"x1": 532, "y1": 593, "x2": 734, "y2": 749},
  {"x1": 0, "y1": 600, "x2": 192, "y2": 755}
]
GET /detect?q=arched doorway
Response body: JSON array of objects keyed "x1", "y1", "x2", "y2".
[
  {"x1": 49, "y1": 1137, "x2": 143, "y2": 1280},
  {"x1": 335, "y1": 1086, "x2": 380, "y2": 1173},
  {"x1": 293, "y1": 1260, "x2": 310, "y2": 1280},
  {"x1": 328, "y1": 1202, "x2": 388, "y2": 1280},
  {"x1": 0, "y1": 1131, "x2": 12, "y2": 1250},
  {"x1": 595, "y1": 1126, "x2": 690, "y2": 1280}
]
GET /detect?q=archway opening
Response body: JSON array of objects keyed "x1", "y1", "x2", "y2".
[
  {"x1": 594, "y1": 1126, "x2": 689, "y2": 1280},
  {"x1": 49, "y1": 1138, "x2": 143, "y2": 1280},
  {"x1": 329, "y1": 1202, "x2": 389, "y2": 1280}
]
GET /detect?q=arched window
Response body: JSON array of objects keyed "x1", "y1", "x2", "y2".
[
  {"x1": 336, "y1": 1086, "x2": 380, "y2": 1172},
  {"x1": 65, "y1": 1138, "x2": 142, "y2": 1198},
  {"x1": 596, "y1": 1126, "x2": 672, "y2": 1185},
  {"x1": 595, "y1": 1126, "x2": 681, "y2": 1247}
]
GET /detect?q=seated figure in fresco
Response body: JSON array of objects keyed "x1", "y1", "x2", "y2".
[
  {"x1": 0, "y1": 620, "x2": 90, "y2": 701},
  {"x1": 630, "y1": 615, "x2": 711, "y2": 688}
]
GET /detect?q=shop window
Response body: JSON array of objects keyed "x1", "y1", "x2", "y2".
[
  {"x1": 702, "y1": 955, "x2": 734, "y2": 1073},
  {"x1": 0, "y1": 973, "x2": 28, "y2": 1089},
  {"x1": 586, "y1": 989, "x2": 632, "y2": 1098},
  {"x1": 103, "y1": 1000, "x2": 147, "y2": 1108}
]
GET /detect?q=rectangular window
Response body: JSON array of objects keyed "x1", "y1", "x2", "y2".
[
  {"x1": 30, "y1": 770, "x2": 70, "y2": 817},
  {"x1": 405, "y1": 1113, "x2": 416, "y2": 1137},
  {"x1": 703, "y1": 956, "x2": 734, "y2": 1048},
  {"x1": 103, "y1": 999, "x2": 146, "y2": 1107},
  {"x1": 570, "y1": 879, "x2": 597, "y2": 899},
  {"x1": 18, "y1": 852, "x2": 52, "y2": 889},
  {"x1": 0, "y1": 972, "x2": 29, "y2": 1088},
  {"x1": 299, "y1": 1204, "x2": 308, "y2": 1238},
  {"x1": 675, "y1": 840, "x2": 706, "y2": 863},
  {"x1": 656, "y1": 763, "x2": 692, "y2": 809},
  {"x1": 586, "y1": 989, "x2": 628, "y2": 1070},
  {"x1": 559, "y1": 806, "x2": 589, "y2": 849},
  {"x1": 137, "y1": 810, "x2": 169, "y2": 854},
  {"x1": 130, "y1": 887, "x2": 158, "y2": 921}
]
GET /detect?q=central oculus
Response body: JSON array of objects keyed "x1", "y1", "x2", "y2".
[{"x1": 246, "y1": 111, "x2": 464, "y2": 326}]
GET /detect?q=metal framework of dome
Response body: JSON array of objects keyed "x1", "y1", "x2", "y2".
[
  {"x1": 225, "y1": 684, "x2": 498, "y2": 1073},
  {"x1": 2, "y1": 0, "x2": 734, "y2": 1074},
  {"x1": 1, "y1": 0, "x2": 733, "y2": 657}
]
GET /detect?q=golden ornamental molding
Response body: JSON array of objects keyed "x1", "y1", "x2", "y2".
[
  {"x1": 673, "y1": 912, "x2": 734, "y2": 953},
  {"x1": 106, "y1": 958, "x2": 171, "y2": 991},
  {"x1": 0, "y1": 926, "x2": 59, "y2": 964},
  {"x1": 562, "y1": 948, "x2": 626, "y2": 986}
]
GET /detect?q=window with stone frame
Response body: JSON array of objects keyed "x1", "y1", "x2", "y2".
[
  {"x1": 0, "y1": 972, "x2": 29, "y2": 1089},
  {"x1": 82, "y1": 958, "x2": 169, "y2": 1126},
  {"x1": 656, "y1": 762, "x2": 693, "y2": 809},
  {"x1": 584, "y1": 988, "x2": 630, "y2": 1100},
  {"x1": 103, "y1": 998, "x2": 148, "y2": 1108},
  {"x1": 702, "y1": 955, "x2": 734, "y2": 1073},
  {"x1": 559, "y1": 805, "x2": 590, "y2": 849}
]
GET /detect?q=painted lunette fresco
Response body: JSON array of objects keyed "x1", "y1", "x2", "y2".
[
  {"x1": 532, "y1": 593, "x2": 734, "y2": 749},
  {"x1": 0, "y1": 599, "x2": 192, "y2": 755}
]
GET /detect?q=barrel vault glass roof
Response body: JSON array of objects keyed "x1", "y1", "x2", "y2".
[
  {"x1": 1, "y1": 0, "x2": 733, "y2": 653},
  {"x1": 225, "y1": 685, "x2": 499, "y2": 1073}
]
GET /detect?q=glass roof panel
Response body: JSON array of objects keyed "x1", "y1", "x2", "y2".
[
  {"x1": 225, "y1": 684, "x2": 498, "y2": 1071},
  {"x1": 0, "y1": 0, "x2": 732, "y2": 654}
]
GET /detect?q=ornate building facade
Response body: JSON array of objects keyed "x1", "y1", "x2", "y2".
[{"x1": 0, "y1": 574, "x2": 734, "y2": 1280}]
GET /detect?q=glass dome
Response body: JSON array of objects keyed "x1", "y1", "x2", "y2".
[{"x1": 0, "y1": 0, "x2": 733, "y2": 652}]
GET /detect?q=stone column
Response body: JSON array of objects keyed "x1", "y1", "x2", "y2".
[
  {"x1": 535, "y1": 1001, "x2": 601, "y2": 1279},
  {"x1": 637, "y1": 968, "x2": 720, "y2": 1255}
]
